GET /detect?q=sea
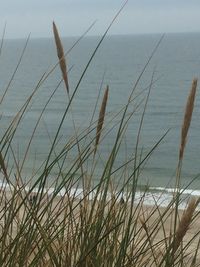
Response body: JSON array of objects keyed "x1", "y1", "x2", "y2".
[{"x1": 0, "y1": 32, "x2": 200, "y2": 204}]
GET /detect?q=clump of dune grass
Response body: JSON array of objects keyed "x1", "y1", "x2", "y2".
[{"x1": 0, "y1": 6, "x2": 200, "y2": 267}]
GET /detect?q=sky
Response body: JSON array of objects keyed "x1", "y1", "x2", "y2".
[{"x1": 0, "y1": 0, "x2": 200, "y2": 39}]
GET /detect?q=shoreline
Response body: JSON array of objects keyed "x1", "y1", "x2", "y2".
[{"x1": 1, "y1": 180, "x2": 199, "y2": 210}]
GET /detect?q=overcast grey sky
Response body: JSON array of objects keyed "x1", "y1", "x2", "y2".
[{"x1": 1, "y1": 0, "x2": 200, "y2": 39}]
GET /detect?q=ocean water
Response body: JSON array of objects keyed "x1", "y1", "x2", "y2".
[{"x1": 0, "y1": 33, "x2": 200, "y2": 191}]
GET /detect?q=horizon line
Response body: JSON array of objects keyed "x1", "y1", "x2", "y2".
[{"x1": 3, "y1": 30, "x2": 200, "y2": 41}]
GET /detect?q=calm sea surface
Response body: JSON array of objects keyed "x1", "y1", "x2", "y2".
[{"x1": 0, "y1": 33, "x2": 200, "y2": 190}]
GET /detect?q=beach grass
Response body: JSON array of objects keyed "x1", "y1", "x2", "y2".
[{"x1": 0, "y1": 16, "x2": 199, "y2": 267}]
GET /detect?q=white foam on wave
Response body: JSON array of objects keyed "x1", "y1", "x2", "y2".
[
  {"x1": 0, "y1": 181, "x2": 198, "y2": 210},
  {"x1": 149, "y1": 186, "x2": 200, "y2": 196}
]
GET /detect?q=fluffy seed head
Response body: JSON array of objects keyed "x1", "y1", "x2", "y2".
[
  {"x1": 179, "y1": 78, "x2": 197, "y2": 160},
  {"x1": 174, "y1": 197, "x2": 198, "y2": 252},
  {"x1": 53, "y1": 21, "x2": 69, "y2": 92}
]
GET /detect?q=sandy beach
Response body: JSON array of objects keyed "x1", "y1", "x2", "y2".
[{"x1": 0, "y1": 186, "x2": 199, "y2": 266}]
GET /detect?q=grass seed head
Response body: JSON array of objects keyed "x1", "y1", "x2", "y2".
[
  {"x1": 95, "y1": 85, "x2": 109, "y2": 153},
  {"x1": 53, "y1": 21, "x2": 69, "y2": 92},
  {"x1": 179, "y1": 78, "x2": 197, "y2": 160},
  {"x1": 174, "y1": 197, "x2": 197, "y2": 252}
]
